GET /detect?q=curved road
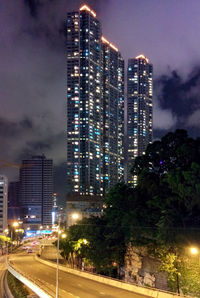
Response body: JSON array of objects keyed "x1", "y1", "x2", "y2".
[{"x1": 9, "y1": 252, "x2": 149, "y2": 298}]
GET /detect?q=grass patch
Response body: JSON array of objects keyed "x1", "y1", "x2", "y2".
[{"x1": 7, "y1": 272, "x2": 29, "y2": 298}]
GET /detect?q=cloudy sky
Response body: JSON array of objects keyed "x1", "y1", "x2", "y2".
[{"x1": 1, "y1": 0, "x2": 200, "y2": 205}]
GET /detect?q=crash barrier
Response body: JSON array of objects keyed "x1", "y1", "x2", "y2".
[
  {"x1": 7, "y1": 261, "x2": 52, "y2": 298},
  {"x1": 4, "y1": 271, "x2": 14, "y2": 298},
  {"x1": 36, "y1": 255, "x2": 188, "y2": 298}
]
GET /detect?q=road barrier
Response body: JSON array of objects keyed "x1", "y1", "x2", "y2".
[
  {"x1": 36, "y1": 256, "x2": 186, "y2": 298},
  {"x1": 7, "y1": 262, "x2": 52, "y2": 298},
  {"x1": 4, "y1": 271, "x2": 14, "y2": 298}
]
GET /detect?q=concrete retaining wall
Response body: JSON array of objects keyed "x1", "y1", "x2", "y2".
[{"x1": 35, "y1": 256, "x2": 185, "y2": 298}]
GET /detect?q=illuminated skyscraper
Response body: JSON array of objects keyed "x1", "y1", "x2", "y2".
[
  {"x1": 19, "y1": 155, "x2": 53, "y2": 228},
  {"x1": 127, "y1": 55, "x2": 153, "y2": 185},
  {"x1": 102, "y1": 37, "x2": 124, "y2": 192},
  {"x1": 66, "y1": 5, "x2": 124, "y2": 198}
]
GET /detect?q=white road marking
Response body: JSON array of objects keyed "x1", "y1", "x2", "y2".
[{"x1": 60, "y1": 289, "x2": 80, "y2": 298}]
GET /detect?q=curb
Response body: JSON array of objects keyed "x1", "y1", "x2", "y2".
[{"x1": 4, "y1": 271, "x2": 14, "y2": 298}]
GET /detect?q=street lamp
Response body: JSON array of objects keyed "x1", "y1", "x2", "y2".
[
  {"x1": 4, "y1": 229, "x2": 9, "y2": 262},
  {"x1": 55, "y1": 210, "x2": 67, "y2": 298},
  {"x1": 56, "y1": 217, "x2": 61, "y2": 298},
  {"x1": 190, "y1": 246, "x2": 200, "y2": 265},
  {"x1": 72, "y1": 213, "x2": 79, "y2": 220},
  {"x1": 190, "y1": 247, "x2": 198, "y2": 255},
  {"x1": 12, "y1": 221, "x2": 19, "y2": 228},
  {"x1": 11, "y1": 221, "x2": 19, "y2": 252}
]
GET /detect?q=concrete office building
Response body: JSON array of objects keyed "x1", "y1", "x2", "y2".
[
  {"x1": 19, "y1": 155, "x2": 53, "y2": 229},
  {"x1": 8, "y1": 181, "x2": 21, "y2": 223}
]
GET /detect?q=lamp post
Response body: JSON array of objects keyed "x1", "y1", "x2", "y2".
[
  {"x1": 190, "y1": 247, "x2": 200, "y2": 265},
  {"x1": 11, "y1": 221, "x2": 19, "y2": 252},
  {"x1": 71, "y1": 212, "x2": 79, "y2": 226},
  {"x1": 55, "y1": 213, "x2": 67, "y2": 298},
  {"x1": 56, "y1": 217, "x2": 60, "y2": 298},
  {"x1": 4, "y1": 229, "x2": 8, "y2": 263}
]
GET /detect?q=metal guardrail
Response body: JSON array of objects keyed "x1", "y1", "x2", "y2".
[{"x1": 7, "y1": 260, "x2": 54, "y2": 298}]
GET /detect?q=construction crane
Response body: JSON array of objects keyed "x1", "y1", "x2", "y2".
[{"x1": 0, "y1": 159, "x2": 31, "y2": 169}]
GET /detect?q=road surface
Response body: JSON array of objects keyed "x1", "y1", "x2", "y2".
[{"x1": 9, "y1": 252, "x2": 149, "y2": 298}]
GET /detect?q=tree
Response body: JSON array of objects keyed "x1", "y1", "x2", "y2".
[
  {"x1": 59, "y1": 130, "x2": 200, "y2": 294},
  {"x1": 132, "y1": 129, "x2": 200, "y2": 176}
]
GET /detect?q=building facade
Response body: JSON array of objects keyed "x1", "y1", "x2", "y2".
[
  {"x1": 127, "y1": 55, "x2": 153, "y2": 185},
  {"x1": 66, "y1": 5, "x2": 124, "y2": 198},
  {"x1": 102, "y1": 37, "x2": 124, "y2": 192},
  {"x1": 0, "y1": 175, "x2": 8, "y2": 234},
  {"x1": 8, "y1": 181, "x2": 21, "y2": 223},
  {"x1": 19, "y1": 155, "x2": 53, "y2": 228},
  {"x1": 66, "y1": 195, "x2": 102, "y2": 227}
]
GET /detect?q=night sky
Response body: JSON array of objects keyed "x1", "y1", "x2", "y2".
[{"x1": 1, "y1": 0, "x2": 200, "y2": 206}]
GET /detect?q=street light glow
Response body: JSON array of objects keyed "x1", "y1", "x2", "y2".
[
  {"x1": 72, "y1": 213, "x2": 79, "y2": 220},
  {"x1": 12, "y1": 221, "x2": 19, "y2": 228},
  {"x1": 190, "y1": 247, "x2": 198, "y2": 255},
  {"x1": 61, "y1": 234, "x2": 67, "y2": 239}
]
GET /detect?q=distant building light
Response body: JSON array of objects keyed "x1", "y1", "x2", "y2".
[
  {"x1": 135, "y1": 54, "x2": 149, "y2": 63},
  {"x1": 101, "y1": 36, "x2": 118, "y2": 52},
  {"x1": 79, "y1": 4, "x2": 96, "y2": 17}
]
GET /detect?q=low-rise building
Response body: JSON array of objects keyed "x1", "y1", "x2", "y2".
[{"x1": 66, "y1": 195, "x2": 103, "y2": 227}]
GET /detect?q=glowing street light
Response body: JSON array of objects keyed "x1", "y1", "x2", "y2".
[
  {"x1": 190, "y1": 247, "x2": 200, "y2": 265},
  {"x1": 12, "y1": 221, "x2": 19, "y2": 228},
  {"x1": 11, "y1": 221, "x2": 19, "y2": 252},
  {"x1": 4, "y1": 229, "x2": 8, "y2": 234},
  {"x1": 190, "y1": 247, "x2": 198, "y2": 255},
  {"x1": 61, "y1": 233, "x2": 67, "y2": 239},
  {"x1": 72, "y1": 213, "x2": 79, "y2": 220}
]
